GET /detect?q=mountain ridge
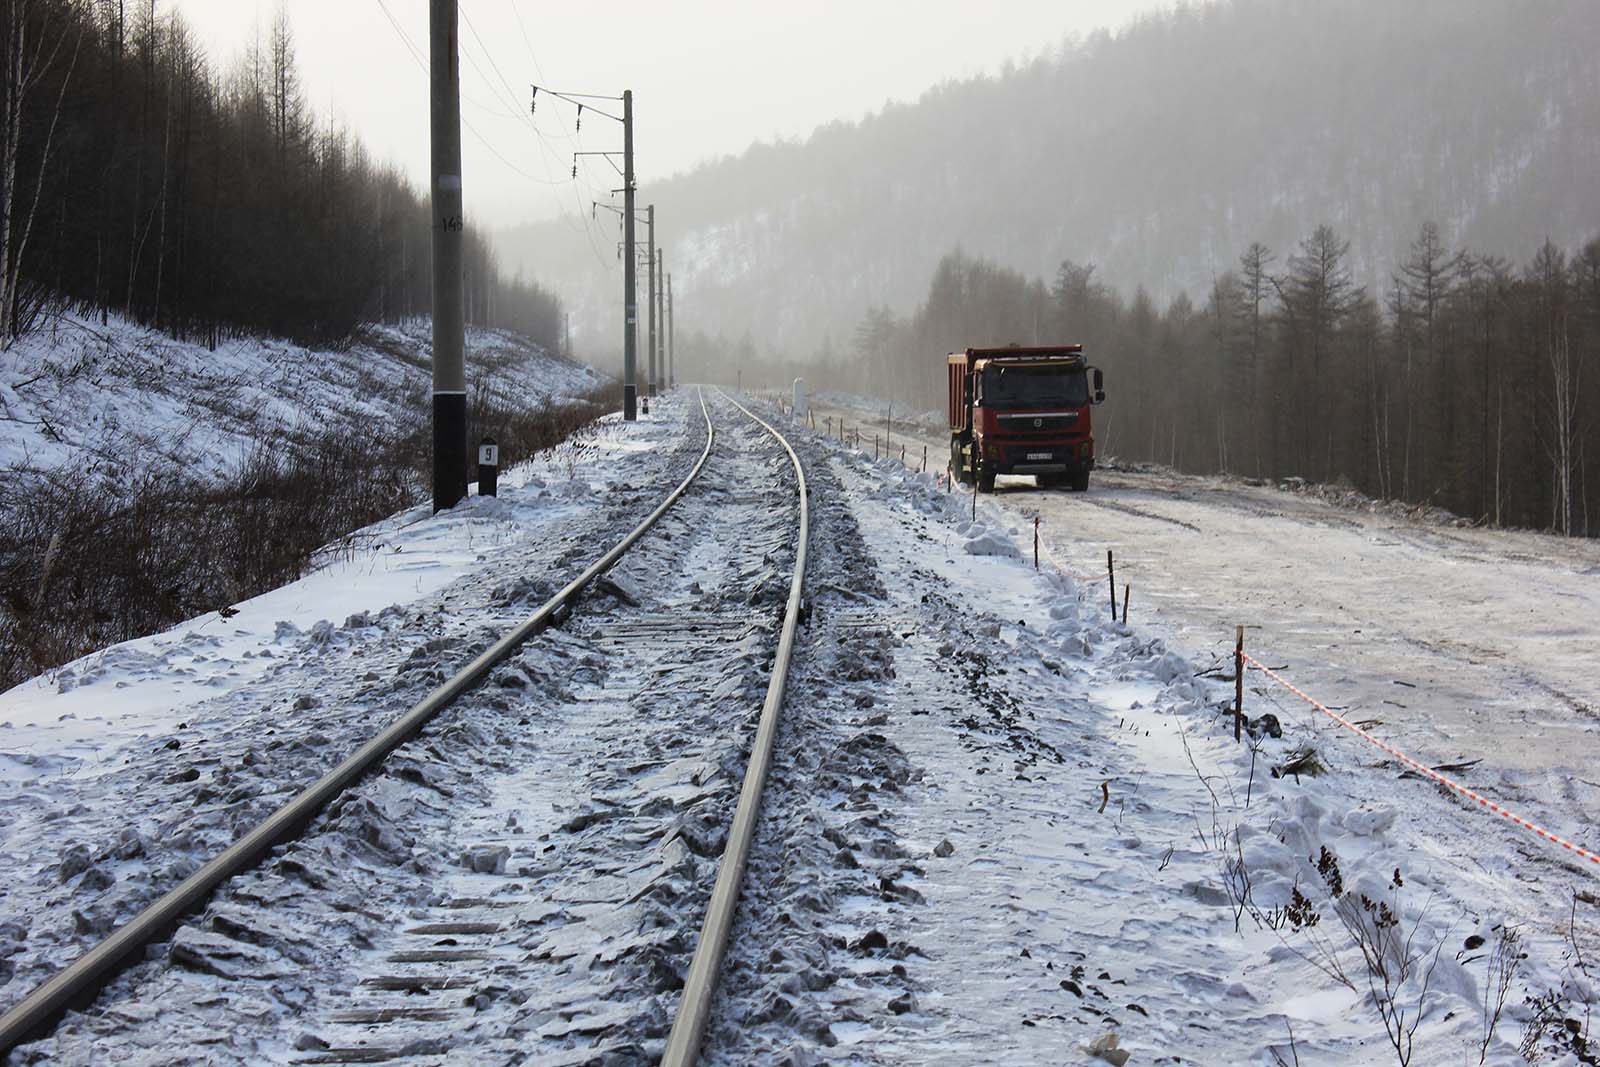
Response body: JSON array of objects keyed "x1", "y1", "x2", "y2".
[{"x1": 499, "y1": 0, "x2": 1600, "y2": 363}]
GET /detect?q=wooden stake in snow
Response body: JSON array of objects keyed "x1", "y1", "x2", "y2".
[
  {"x1": 1234, "y1": 625, "x2": 1245, "y2": 742},
  {"x1": 1106, "y1": 549, "x2": 1117, "y2": 620},
  {"x1": 1033, "y1": 517, "x2": 1040, "y2": 571},
  {"x1": 1121, "y1": 583, "x2": 1130, "y2": 624}
]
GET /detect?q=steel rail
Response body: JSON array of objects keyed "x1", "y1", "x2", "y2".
[
  {"x1": 662, "y1": 391, "x2": 810, "y2": 1067},
  {"x1": 0, "y1": 390, "x2": 717, "y2": 1056}
]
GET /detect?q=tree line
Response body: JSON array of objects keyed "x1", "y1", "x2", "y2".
[
  {"x1": 1, "y1": 0, "x2": 562, "y2": 349},
  {"x1": 708, "y1": 227, "x2": 1598, "y2": 538},
  {"x1": 503, "y1": 0, "x2": 1600, "y2": 371}
]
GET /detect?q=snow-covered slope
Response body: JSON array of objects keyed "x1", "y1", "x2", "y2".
[
  {"x1": 0, "y1": 312, "x2": 606, "y2": 481},
  {"x1": 2, "y1": 393, "x2": 1594, "y2": 1066}
]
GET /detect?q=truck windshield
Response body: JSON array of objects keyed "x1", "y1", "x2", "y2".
[{"x1": 980, "y1": 365, "x2": 1088, "y2": 409}]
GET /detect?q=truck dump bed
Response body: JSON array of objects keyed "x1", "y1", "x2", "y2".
[{"x1": 947, "y1": 346, "x2": 1085, "y2": 432}]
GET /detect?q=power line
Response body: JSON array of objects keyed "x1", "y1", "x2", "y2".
[
  {"x1": 503, "y1": 8, "x2": 613, "y2": 201},
  {"x1": 461, "y1": 7, "x2": 544, "y2": 134},
  {"x1": 375, "y1": 2, "x2": 616, "y2": 271},
  {"x1": 372, "y1": 0, "x2": 610, "y2": 251},
  {"x1": 375, "y1": 0, "x2": 525, "y2": 120},
  {"x1": 459, "y1": 6, "x2": 617, "y2": 266}
]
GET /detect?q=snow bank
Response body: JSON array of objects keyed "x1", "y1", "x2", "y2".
[
  {"x1": 0, "y1": 311, "x2": 607, "y2": 480},
  {"x1": 793, "y1": 406, "x2": 1590, "y2": 1066}
]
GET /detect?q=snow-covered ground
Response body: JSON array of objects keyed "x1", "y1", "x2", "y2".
[
  {"x1": 2, "y1": 389, "x2": 1596, "y2": 1066},
  {"x1": 807, "y1": 392, "x2": 1600, "y2": 838},
  {"x1": 0, "y1": 311, "x2": 605, "y2": 480},
  {"x1": 0, "y1": 409, "x2": 663, "y2": 777}
]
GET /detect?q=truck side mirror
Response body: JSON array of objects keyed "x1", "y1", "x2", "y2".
[{"x1": 1092, "y1": 368, "x2": 1105, "y2": 404}]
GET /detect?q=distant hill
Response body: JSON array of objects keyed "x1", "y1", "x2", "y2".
[{"x1": 499, "y1": 0, "x2": 1600, "y2": 363}]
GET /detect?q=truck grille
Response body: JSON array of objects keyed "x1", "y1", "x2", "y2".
[{"x1": 997, "y1": 412, "x2": 1080, "y2": 433}]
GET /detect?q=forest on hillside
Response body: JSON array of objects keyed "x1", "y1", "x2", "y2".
[
  {"x1": 1, "y1": 0, "x2": 561, "y2": 348},
  {"x1": 501, "y1": 0, "x2": 1600, "y2": 367},
  {"x1": 688, "y1": 224, "x2": 1600, "y2": 538}
]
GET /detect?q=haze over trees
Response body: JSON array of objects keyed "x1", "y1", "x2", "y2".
[
  {"x1": 529, "y1": 0, "x2": 1600, "y2": 537},
  {"x1": 698, "y1": 228, "x2": 1598, "y2": 538},
  {"x1": 1, "y1": 0, "x2": 562, "y2": 349},
  {"x1": 503, "y1": 0, "x2": 1599, "y2": 366}
]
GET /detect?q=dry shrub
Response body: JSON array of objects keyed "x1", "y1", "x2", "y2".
[{"x1": 0, "y1": 382, "x2": 621, "y2": 690}]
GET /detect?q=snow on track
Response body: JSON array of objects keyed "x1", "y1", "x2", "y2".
[
  {"x1": 701, "y1": 405, "x2": 1597, "y2": 1066},
  {"x1": 4, "y1": 390, "x2": 835, "y2": 1066},
  {"x1": 0, "y1": 398, "x2": 699, "y2": 1061},
  {"x1": 5, "y1": 386, "x2": 1598, "y2": 1066}
]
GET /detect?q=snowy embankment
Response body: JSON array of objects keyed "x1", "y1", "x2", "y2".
[
  {"x1": 0, "y1": 311, "x2": 605, "y2": 480},
  {"x1": 1, "y1": 384, "x2": 1594, "y2": 1065},
  {"x1": 714, "y1": 420, "x2": 1594, "y2": 1066},
  {"x1": 0, "y1": 401, "x2": 683, "y2": 1033},
  {"x1": 0, "y1": 309, "x2": 612, "y2": 692}
]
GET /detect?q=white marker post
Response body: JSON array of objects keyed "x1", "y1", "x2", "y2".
[{"x1": 477, "y1": 437, "x2": 499, "y2": 496}]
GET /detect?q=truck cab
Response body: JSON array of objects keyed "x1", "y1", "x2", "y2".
[{"x1": 948, "y1": 345, "x2": 1105, "y2": 492}]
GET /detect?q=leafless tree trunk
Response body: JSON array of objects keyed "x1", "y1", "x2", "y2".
[
  {"x1": 151, "y1": 25, "x2": 174, "y2": 330},
  {"x1": 1495, "y1": 387, "x2": 1504, "y2": 526},
  {"x1": 1, "y1": 0, "x2": 80, "y2": 345},
  {"x1": 1548, "y1": 324, "x2": 1575, "y2": 535},
  {"x1": 1238, "y1": 243, "x2": 1273, "y2": 477},
  {"x1": 1531, "y1": 242, "x2": 1577, "y2": 535}
]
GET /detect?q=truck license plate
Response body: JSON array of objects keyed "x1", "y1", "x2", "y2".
[{"x1": 1027, "y1": 452, "x2": 1052, "y2": 460}]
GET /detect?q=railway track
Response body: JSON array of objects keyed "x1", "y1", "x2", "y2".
[{"x1": 0, "y1": 389, "x2": 810, "y2": 1065}]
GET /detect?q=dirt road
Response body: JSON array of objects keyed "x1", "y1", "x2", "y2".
[{"x1": 810, "y1": 396, "x2": 1600, "y2": 846}]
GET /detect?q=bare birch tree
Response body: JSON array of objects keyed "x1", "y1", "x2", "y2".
[
  {"x1": 1531, "y1": 241, "x2": 1578, "y2": 535},
  {"x1": 1, "y1": 0, "x2": 80, "y2": 344}
]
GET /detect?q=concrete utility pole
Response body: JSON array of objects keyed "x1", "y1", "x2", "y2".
[
  {"x1": 667, "y1": 272, "x2": 675, "y2": 390},
  {"x1": 622, "y1": 89, "x2": 637, "y2": 420},
  {"x1": 430, "y1": 0, "x2": 466, "y2": 512},
  {"x1": 655, "y1": 250, "x2": 665, "y2": 394},
  {"x1": 646, "y1": 204, "x2": 657, "y2": 399}
]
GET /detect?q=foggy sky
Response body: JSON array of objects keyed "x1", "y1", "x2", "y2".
[{"x1": 168, "y1": 0, "x2": 1163, "y2": 229}]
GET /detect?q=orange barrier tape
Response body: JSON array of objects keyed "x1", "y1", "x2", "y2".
[
  {"x1": 1036, "y1": 527, "x2": 1098, "y2": 582},
  {"x1": 1241, "y1": 652, "x2": 1600, "y2": 870}
]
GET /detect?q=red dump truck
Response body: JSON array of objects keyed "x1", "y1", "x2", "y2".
[{"x1": 948, "y1": 345, "x2": 1105, "y2": 492}]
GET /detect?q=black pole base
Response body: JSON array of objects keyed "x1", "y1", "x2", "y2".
[
  {"x1": 433, "y1": 391, "x2": 467, "y2": 513},
  {"x1": 624, "y1": 383, "x2": 637, "y2": 421}
]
